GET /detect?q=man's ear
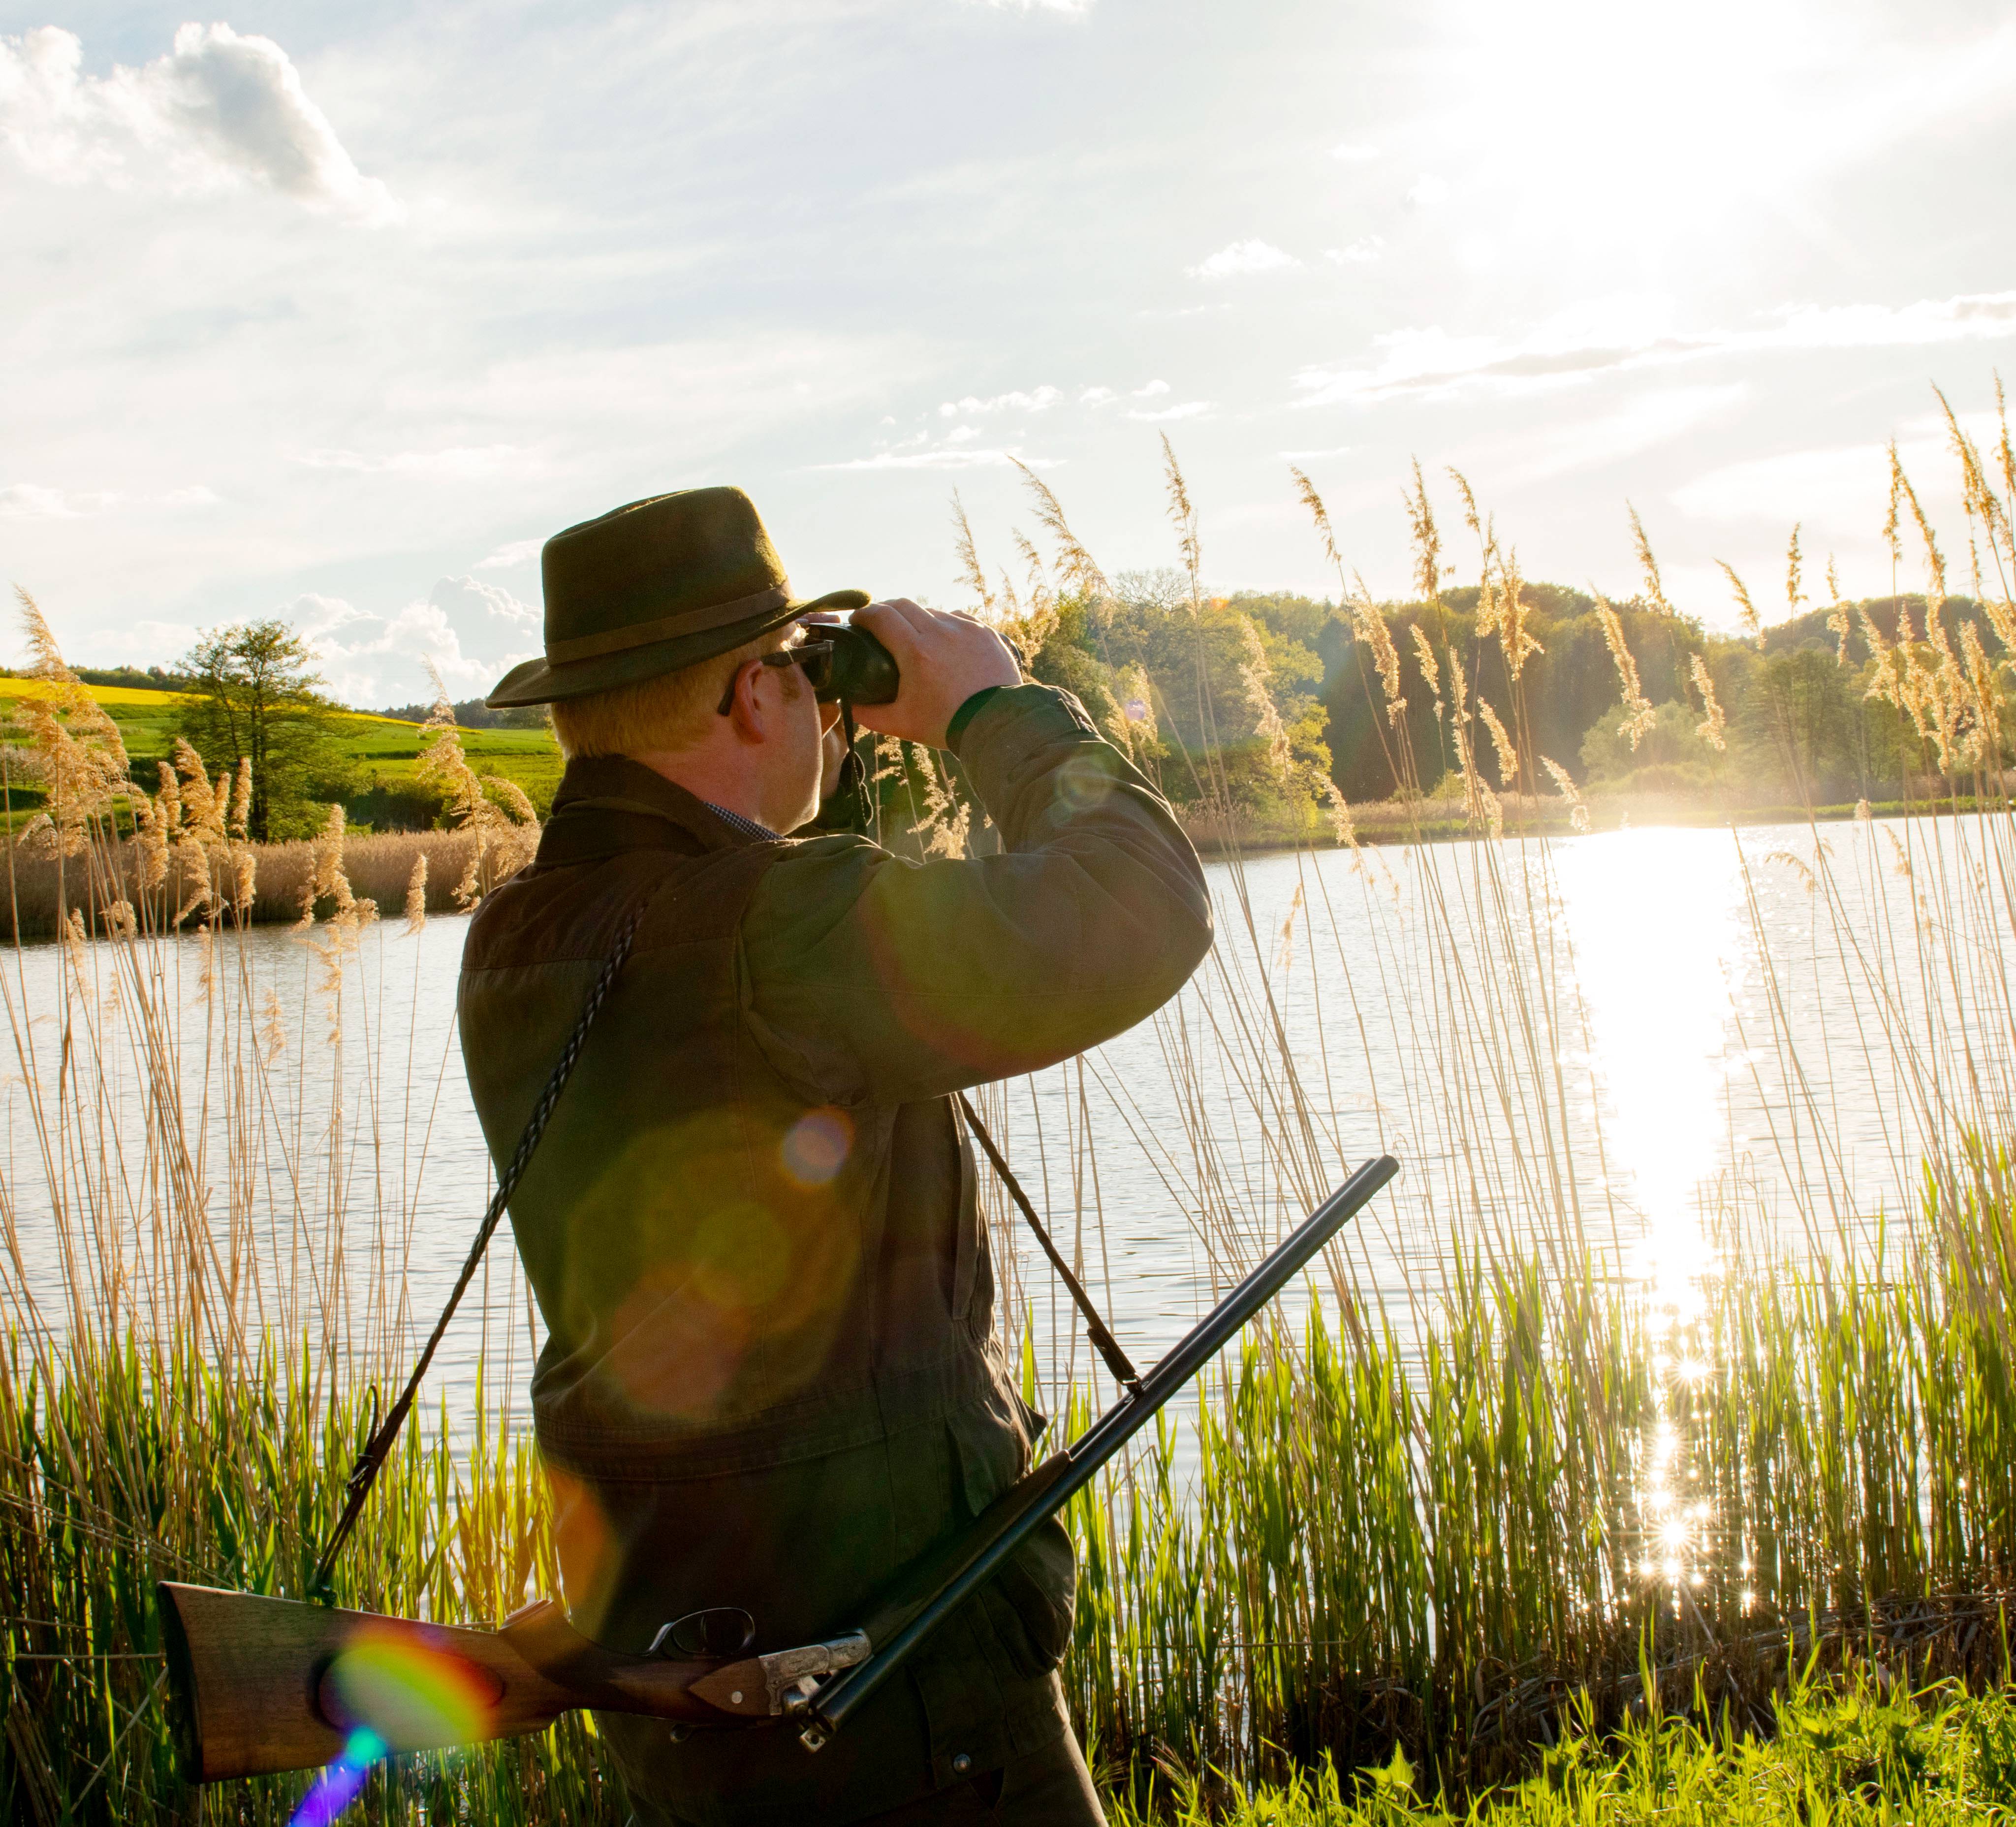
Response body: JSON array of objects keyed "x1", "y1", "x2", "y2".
[{"x1": 723, "y1": 661, "x2": 771, "y2": 743}]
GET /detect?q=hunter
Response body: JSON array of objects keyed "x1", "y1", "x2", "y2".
[{"x1": 459, "y1": 487, "x2": 1211, "y2": 1825}]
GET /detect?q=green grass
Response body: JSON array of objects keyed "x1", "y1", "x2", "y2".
[
  {"x1": 0, "y1": 677, "x2": 565, "y2": 829},
  {"x1": 1108, "y1": 1678, "x2": 2016, "y2": 1826}
]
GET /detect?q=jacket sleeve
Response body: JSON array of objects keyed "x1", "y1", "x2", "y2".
[{"x1": 740, "y1": 684, "x2": 1213, "y2": 1107}]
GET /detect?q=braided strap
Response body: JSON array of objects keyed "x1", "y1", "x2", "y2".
[{"x1": 310, "y1": 901, "x2": 650, "y2": 1597}]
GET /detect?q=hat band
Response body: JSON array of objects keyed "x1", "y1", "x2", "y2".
[{"x1": 544, "y1": 583, "x2": 793, "y2": 665}]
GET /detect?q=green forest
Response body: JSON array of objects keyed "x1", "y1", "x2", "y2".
[{"x1": 1027, "y1": 568, "x2": 2010, "y2": 823}]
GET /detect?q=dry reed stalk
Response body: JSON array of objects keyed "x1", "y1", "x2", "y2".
[
  {"x1": 1715, "y1": 559, "x2": 1764, "y2": 650},
  {"x1": 1595, "y1": 597, "x2": 1657, "y2": 749},
  {"x1": 1629, "y1": 503, "x2": 1676, "y2": 618},
  {"x1": 1539, "y1": 757, "x2": 1590, "y2": 834},
  {"x1": 1690, "y1": 654, "x2": 1728, "y2": 752}
]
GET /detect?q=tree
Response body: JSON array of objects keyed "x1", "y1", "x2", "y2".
[{"x1": 176, "y1": 621, "x2": 347, "y2": 841}]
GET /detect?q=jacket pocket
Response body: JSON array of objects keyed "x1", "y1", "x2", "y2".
[{"x1": 946, "y1": 1387, "x2": 1077, "y2": 1681}]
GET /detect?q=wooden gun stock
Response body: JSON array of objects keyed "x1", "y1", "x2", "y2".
[{"x1": 158, "y1": 1584, "x2": 736, "y2": 1783}]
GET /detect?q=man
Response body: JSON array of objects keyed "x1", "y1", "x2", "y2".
[{"x1": 459, "y1": 486, "x2": 1211, "y2": 1825}]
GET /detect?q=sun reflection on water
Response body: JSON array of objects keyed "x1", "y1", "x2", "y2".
[
  {"x1": 1554, "y1": 828, "x2": 1745, "y2": 1308},
  {"x1": 1553, "y1": 827, "x2": 1750, "y2": 1596}
]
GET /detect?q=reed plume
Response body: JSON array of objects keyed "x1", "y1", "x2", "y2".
[
  {"x1": 1628, "y1": 503, "x2": 1675, "y2": 617},
  {"x1": 1539, "y1": 756, "x2": 1590, "y2": 832},
  {"x1": 1690, "y1": 654, "x2": 1727, "y2": 753},
  {"x1": 1715, "y1": 560, "x2": 1764, "y2": 649},
  {"x1": 1477, "y1": 699, "x2": 1517, "y2": 790},
  {"x1": 1595, "y1": 597, "x2": 1656, "y2": 749}
]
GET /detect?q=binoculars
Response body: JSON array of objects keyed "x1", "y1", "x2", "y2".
[{"x1": 805, "y1": 623, "x2": 899, "y2": 706}]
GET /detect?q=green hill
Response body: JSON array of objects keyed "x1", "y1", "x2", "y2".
[{"x1": 0, "y1": 678, "x2": 563, "y2": 834}]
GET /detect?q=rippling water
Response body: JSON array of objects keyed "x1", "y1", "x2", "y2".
[{"x1": 4, "y1": 812, "x2": 2007, "y2": 1448}]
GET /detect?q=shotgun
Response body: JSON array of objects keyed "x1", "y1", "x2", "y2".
[{"x1": 159, "y1": 1154, "x2": 1398, "y2": 1784}]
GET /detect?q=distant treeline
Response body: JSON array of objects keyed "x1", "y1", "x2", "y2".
[
  {"x1": 1027, "y1": 569, "x2": 2007, "y2": 814},
  {"x1": 374, "y1": 696, "x2": 549, "y2": 730}
]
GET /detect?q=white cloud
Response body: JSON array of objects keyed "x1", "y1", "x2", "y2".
[
  {"x1": 1133, "y1": 379, "x2": 1169, "y2": 397},
  {"x1": 946, "y1": 424, "x2": 979, "y2": 443},
  {"x1": 813, "y1": 447, "x2": 1057, "y2": 471},
  {"x1": 476, "y1": 537, "x2": 542, "y2": 570},
  {"x1": 1329, "y1": 142, "x2": 1380, "y2": 163},
  {"x1": 938, "y1": 385, "x2": 1061, "y2": 415},
  {"x1": 1079, "y1": 384, "x2": 1117, "y2": 406},
  {"x1": 129, "y1": 618, "x2": 200, "y2": 654},
  {"x1": 1489, "y1": 383, "x2": 1750, "y2": 487},
  {"x1": 1326, "y1": 237, "x2": 1385, "y2": 265},
  {"x1": 1127, "y1": 401, "x2": 1214, "y2": 422},
  {"x1": 0, "y1": 483, "x2": 120, "y2": 517},
  {"x1": 0, "y1": 24, "x2": 400, "y2": 223},
  {"x1": 291, "y1": 444, "x2": 540, "y2": 480},
  {"x1": 974, "y1": 0, "x2": 1089, "y2": 11},
  {"x1": 1, "y1": 480, "x2": 225, "y2": 517},
  {"x1": 1406, "y1": 174, "x2": 1450, "y2": 209},
  {"x1": 1293, "y1": 290, "x2": 2016, "y2": 407},
  {"x1": 1188, "y1": 238, "x2": 1301, "y2": 280},
  {"x1": 1670, "y1": 444, "x2": 1887, "y2": 534},
  {"x1": 297, "y1": 576, "x2": 539, "y2": 706}
]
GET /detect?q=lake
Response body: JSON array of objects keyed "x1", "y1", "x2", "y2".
[{"x1": 2, "y1": 811, "x2": 2004, "y2": 1448}]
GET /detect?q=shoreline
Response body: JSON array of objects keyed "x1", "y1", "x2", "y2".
[{"x1": 1179, "y1": 790, "x2": 2007, "y2": 857}]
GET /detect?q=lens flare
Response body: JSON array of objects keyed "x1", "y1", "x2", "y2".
[
  {"x1": 780, "y1": 1107, "x2": 851, "y2": 1185},
  {"x1": 287, "y1": 1727, "x2": 385, "y2": 1827},
  {"x1": 319, "y1": 1626, "x2": 499, "y2": 1750}
]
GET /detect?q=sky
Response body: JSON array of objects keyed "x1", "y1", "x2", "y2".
[{"x1": 1, "y1": 0, "x2": 2013, "y2": 708}]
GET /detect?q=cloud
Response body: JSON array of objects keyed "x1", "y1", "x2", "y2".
[
  {"x1": 160, "y1": 485, "x2": 220, "y2": 507},
  {"x1": 476, "y1": 537, "x2": 542, "y2": 570},
  {"x1": 1491, "y1": 383, "x2": 1750, "y2": 486},
  {"x1": 1329, "y1": 142, "x2": 1379, "y2": 163},
  {"x1": 973, "y1": 0, "x2": 1090, "y2": 11},
  {"x1": 0, "y1": 482, "x2": 119, "y2": 517},
  {"x1": 1406, "y1": 175, "x2": 1450, "y2": 209},
  {"x1": 1126, "y1": 401, "x2": 1214, "y2": 422},
  {"x1": 1188, "y1": 238, "x2": 1301, "y2": 280},
  {"x1": 1669, "y1": 444, "x2": 1888, "y2": 535},
  {"x1": 0, "y1": 24, "x2": 400, "y2": 223},
  {"x1": 938, "y1": 385, "x2": 1061, "y2": 415},
  {"x1": 1133, "y1": 379, "x2": 1169, "y2": 397},
  {"x1": 1325, "y1": 237, "x2": 1385, "y2": 265},
  {"x1": 1079, "y1": 385, "x2": 1117, "y2": 406},
  {"x1": 812, "y1": 447, "x2": 1057, "y2": 471},
  {"x1": 129, "y1": 618, "x2": 200, "y2": 654},
  {"x1": 297, "y1": 576, "x2": 540, "y2": 706},
  {"x1": 291, "y1": 444, "x2": 540, "y2": 480},
  {"x1": 1293, "y1": 290, "x2": 2016, "y2": 407}
]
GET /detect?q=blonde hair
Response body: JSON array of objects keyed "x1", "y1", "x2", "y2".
[{"x1": 550, "y1": 624, "x2": 797, "y2": 760}]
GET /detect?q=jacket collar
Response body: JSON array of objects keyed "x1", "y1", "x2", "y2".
[{"x1": 540, "y1": 755, "x2": 767, "y2": 860}]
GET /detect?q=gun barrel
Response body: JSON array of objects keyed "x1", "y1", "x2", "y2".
[{"x1": 802, "y1": 1153, "x2": 1399, "y2": 1745}]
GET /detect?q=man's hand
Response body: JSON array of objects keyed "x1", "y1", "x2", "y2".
[{"x1": 850, "y1": 600, "x2": 1022, "y2": 748}]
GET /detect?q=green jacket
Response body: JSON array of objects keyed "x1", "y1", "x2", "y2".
[{"x1": 457, "y1": 685, "x2": 1211, "y2": 1824}]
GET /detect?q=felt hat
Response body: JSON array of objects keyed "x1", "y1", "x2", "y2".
[{"x1": 485, "y1": 486, "x2": 868, "y2": 707}]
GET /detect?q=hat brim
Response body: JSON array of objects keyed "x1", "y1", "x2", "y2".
[{"x1": 485, "y1": 588, "x2": 872, "y2": 708}]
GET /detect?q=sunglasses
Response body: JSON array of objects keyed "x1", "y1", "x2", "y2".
[{"x1": 715, "y1": 640, "x2": 837, "y2": 716}]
